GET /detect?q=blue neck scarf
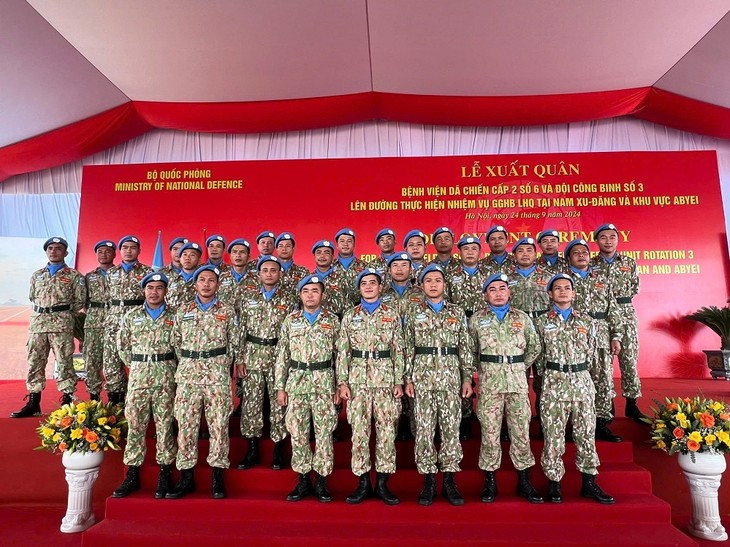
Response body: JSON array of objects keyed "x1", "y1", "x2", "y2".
[
  {"x1": 426, "y1": 300, "x2": 445, "y2": 314},
  {"x1": 121, "y1": 261, "x2": 137, "y2": 273},
  {"x1": 489, "y1": 303, "x2": 510, "y2": 322},
  {"x1": 231, "y1": 269, "x2": 247, "y2": 283},
  {"x1": 172, "y1": 265, "x2": 182, "y2": 274},
  {"x1": 553, "y1": 304, "x2": 572, "y2": 321},
  {"x1": 207, "y1": 258, "x2": 222, "y2": 267},
  {"x1": 98, "y1": 267, "x2": 109, "y2": 277},
  {"x1": 516, "y1": 265, "x2": 537, "y2": 277},
  {"x1": 180, "y1": 270, "x2": 195, "y2": 283},
  {"x1": 360, "y1": 298, "x2": 381, "y2": 314},
  {"x1": 438, "y1": 257, "x2": 452, "y2": 267},
  {"x1": 195, "y1": 295, "x2": 218, "y2": 311},
  {"x1": 48, "y1": 263, "x2": 65, "y2": 276},
  {"x1": 492, "y1": 253, "x2": 508, "y2": 265},
  {"x1": 338, "y1": 256, "x2": 355, "y2": 270},
  {"x1": 261, "y1": 286, "x2": 277, "y2": 301},
  {"x1": 317, "y1": 267, "x2": 334, "y2": 279},
  {"x1": 462, "y1": 265, "x2": 478, "y2": 276},
  {"x1": 145, "y1": 302, "x2": 166, "y2": 321},
  {"x1": 280, "y1": 260, "x2": 292, "y2": 273},
  {"x1": 570, "y1": 266, "x2": 590, "y2": 279},
  {"x1": 543, "y1": 254, "x2": 558, "y2": 266},
  {"x1": 302, "y1": 309, "x2": 321, "y2": 325},
  {"x1": 602, "y1": 253, "x2": 617, "y2": 264},
  {"x1": 392, "y1": 282, "x2": 408, "y2": 297}
]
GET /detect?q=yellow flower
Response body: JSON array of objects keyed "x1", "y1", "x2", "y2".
[
  {"x1": 718, "y1": 431, "x2": 730, "y2": 443},
  {"x1": 676, "y1": 412, "x2": 686, "y2": 421},
  {"x1": 89, "y1": 442, "x2": 98, "y2": 451},
  {"x1": 680, "y1": 419, "x2": 690, "y2": 428},
  {"x1": 712, "y1": 401, "x2": 723, "y2": 412},
  {"x1": 655, "y1": 422, "x2": 666, "y2": 430},
  {"x1": 76, "y1": 402, "x2": 88, "y2": 412},
  {"x1": 657, "y1": 440, "x2": 666, "y2": 449},
  {"x1": 97, "y1": 417, "x2": 108, "y2": 426},
  {"x1": 70, "y1": 428, "x2": 83, "y2": 440},
  {"x1": 689, "y1": 431, "x2": 702, "y2": 442},
  {"x1": 77, "y1": 413, "x2": 87, "y2": 424},
  {"x1": 706, "y1": 434, "x2": 717, "y2": 445},
  {"x1": 41, "y1": 427, "x2": 54, "y2": 438},
  {"x1": 52, "y1": 433, "x2": 61, "y2": 442}
]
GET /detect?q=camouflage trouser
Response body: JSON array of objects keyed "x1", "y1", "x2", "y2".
[
  {"x1": 103, "y1": 316, "x2": 127, "y2": 393},
  {"x1": 240, "y1": 367, "x2": 287, "y2": 442},
  {"x1": 123, "y1": 385, "x2": 176, "y2": 466},
  {"x1": 617, "y1": 312, "x2": 641, "y2": 398},
  {"x1": 83, "y1": 328, "x2": 104, "y2": 395},
  {"x1": 413, "y1": 388, "x2": 462, "y2": 474},
  {"x1": 26, "y1": 332, "x2": 76, "y2": 393},
  {"x1": 591, "y1": 347, "x2": 616, "y2": 420},
  {"x1": 400, "y1": 395, "x2": 417, "y2": 435},
  {"x1": 347, "y1": 385, "x2": 401, "y2": 475},
  {"x1": 476, "y1": 390, "x2": 534, "y2": 471},
  {"x1": 174, "y1": 382, "x2": 233, "y2": 470},
  {"x1": 285, "y1": 391, "x2": 336, "y2": 476},
  {"x1": 540, "y1": 395, "x2": 599, "y2": 481}
]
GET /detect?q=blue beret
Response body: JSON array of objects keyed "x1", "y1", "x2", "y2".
[
  {"x1": 94, "y1": 240, "x2": 116, "y2": 252},
  {"x1": 43, "y1": 237, "x2": 68, "y2": 250},
  {"x1": 256, "y1": 231, "x2": 276, "y2": 243},
  {"x1": 485, "y1": 226, "x2": 508, "y2": 240},
  {"x1": 432, "y1": 226, "x2": 454, "y2": 240},
  {"x1": 168, "y1": 237, "x2": 188, "y2": 250},
  {"x1": 375, "y1": 228, "x2": 395, "y2": 244},
  {"x1": 257, "y1": 255, "x2": 281, "y2": 271},
  {"x1": 564, "y1": 239, "x2": 589, "y2": 259},
  {"x1": 356, "y1": 267, "x2": 382, "y2": 288},
  {"x1": 192, "y1": 265, "x2": 220, "y2": 281},
  {"x1": 179, "y1": 242, "x2": 202, "y2": 255},
  {"x1": 482, "y1": 272, "x2": 510, "y2": 292},
  {"x1": 297, "y1": 274, "x2": 325, "y2": 292},
  {"x1": 418, "y1": 263, "x2": 445, "y2": 284},
  {"x1": 547, "y1": 273, "x2": 574, "y2": 291},
  {"x1": 386, "y1": 251, "x2": 411, "y2": 267},
  {"x1": 536, "y1": 229, "x2": 560, "y2": 243},
  {"x1": 205, "y1": 234, "x2": 226, "y2": 247},
  {"x1": 594, "y1": 223, "x2": 618, "y2": 238},
  {"x1": 140, "y1": 272, "x2": 169, "y2": 288},
  {"x1": 311, "y1": 240, "x2": 334, "y2": 254},
  {"x1": 403, "y1": 229, "x2": 426, "y2": 248},
  {"x1": 227, "y1": 238, "x2": 251, "y2": 253},
  {"x1": 335, "y1": 228, "x2": 355, "y2": 242},
  {"x1": 512, "y1": 237, "x2": 536, "y2": 253},
  {"x1": 118, "y1": 235, "x2": 140, "y2": 248},
  {"x1": 275, "y1": 232, "x2": 294, "y2": 247},
  {"x1": 457, "y1": 236, "x2": 481, "y2": 249}
]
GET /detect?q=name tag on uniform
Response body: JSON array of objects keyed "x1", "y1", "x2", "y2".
[
  {"x1": 415, "y1": 313, "x2": 427, "y2": 322},
  {"x1": 88, "y1": 274, "x2": 98, "y2": 281},
  {"x1": 291, "y1": 322, "x2": 305, "y2": 331},
  {"x1": 182, "y1": 312, "x2": 196, "y2": 321},
  {"x1": 247, "y1": 300, "x2": 260, "y2": 309},
  {"x1": 451, "y1": 276, "x2": 464, "y2": 284},
  {"x1": 109, "y1": 272, "x2": 120, "y2": 280},
  {"x1": 220, "y1": 278, "x2": 232, "y2": 286},
  {"x1": 479, "y1": 318, "x2": 492, "y2": 327},
  {"x1": 352, "y1": 315, "x2": 364, "y2": 324},
  {"x1": 544, "y1": 323, "x2": 558, "y2": 331},
  {"x1": 508, "y1": 280, "x2": 518, "y2": 286},
  {"x1": 133, "y1": 318, "x2": 145, "y2": 324}
]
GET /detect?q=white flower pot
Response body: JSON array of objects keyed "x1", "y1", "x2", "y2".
[
  {"x1": 678, "y1": 451, "x2": 728, "y2": 541},
  {"x1": 60, "y1": 450, "x2": 104, "y2": 533}
]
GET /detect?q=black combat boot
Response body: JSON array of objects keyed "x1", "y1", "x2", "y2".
[
  {"x1": 314, "y1": 472, "x2": 332, "y2": 503},
  {"x1": 480, "y1": 471, "x2": 497, "y2": 503},
  {"x1": 60, "y1": 392, "x2": 73, "y2": 406},
  {"x1": 595, "y1": 418, "x2": 623, "y2": 443},
  {"x1": 516, "y1": 468, "x2": 544, "y2": 503},
  {"x1": 418, "y1": 473, "x2": 436, "y2": 506},
  {"x1": 154, "y1": 464, "x2": 172, "y2": 499},
  {"x1": 625, "y1": 398, "x2": 649, "y2": 424},
  {"x1": 580, "y1": 473, "x2": 614, "y2": 504},
  {"x1": 271, "y1": 439, "x2": 286, "y2": 470},
  {"x1": 10, "y1": 392, "x2": 41, "y2": 418},
  {"x1": 548, "y1": 480, "x2": 562, "y2": 503},
  {"x1": 442, "y1": 472, "x2": 465, "y2": 506},
  {"x1": 89, "y1": 393, "x2": 100, "y2": 401},
  {"x1": 112, "y1": 466, "x2": 140, "y2": 498},
  {"x1": 375, "y1": 472, "x2": 399, "y2": 505},
  {"x1": 212, "y1": 467, "x2": 226, "y2": 499},
  {"x1": 236, "y1": 437, "x2": 260, "y2": 469},
  {"x1": 346, "y1": 472, "x2": 373, "y2": 504},
  {"x1": 459, "y1": 418, "x2": 471, "y2": 440},
  {"x1": 286, "y1": 473, "x2": 314, "y2": 501},
  {"x1": 166, "y1": 468, "x2": 196, "y2": 499}
]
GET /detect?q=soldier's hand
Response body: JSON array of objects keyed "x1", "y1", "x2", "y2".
[
  {"x1": 277, "y1": 390, "x2": 288, "y2": 407},
  {"x1": 610, "y1": 339, "x2": 622, "y2": 356},
  {"x1": 236, "y1": 364, "x2": 248, "y2": 378},
  {"x1": 338, "y1": 384, "x2": 351, "y2": 401},
  {"x1": 333, "y1": 391, "x2": 341, "y2": 406},
  {"x1": 393, "y1": 385, "x2": 404, "y2": 399},
  {"x1": 461, "y1": 381, "x2": 473, "y2": 399},
  {"x1": 405, "y1": 382, "x2": 415, "y2": 398}
]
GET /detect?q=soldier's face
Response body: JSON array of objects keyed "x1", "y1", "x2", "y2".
[
  {"x1": 300, "y1": 284, "x2": 323, "y2": 310},
  {"x1": 487, "y1": 232, "x2": 507, "y2": 253},
  {"x1": 259, "y1": 263, "x2": 282, "y2": 287},
  {"x1": 359, "y1": 275, "x2": 381, "y2": 302},
  {"x1": 597, "y1": 231, "x2": 619, "y2": 255},
  {"x1": 96, "y1": 246, "x2": 115, "y2": 267},
  {"x1": 485, "y1": 281, "x2": 510, "y2": 306},
  {"x1": 229, "y1": 245, "x2": 249, "y2": 267},
  {"x1": 406, "y1": 238, "x2": 426, "y2": 261},
  {"x1": 389, "y1": 260, "x2": 411, "y2": 282},
  {"x1": 208, "y1": 241, "x2": 224, "y2": 260},
  {"x1": 180, "y1": 250, "x2": 201, "y2": 271},
  {"x1": 120, "y1": 242, "x2": 140, "y2": 263},
  {"x1": 336, "y1": 235, "x2": 354, "y2": 257},
  {"x1": 46, "y1": 243, "x2": 68, "y2": 264},
  {"x1": 568, "y1": 246, "x2": 590, "y2": 269},
  {"x1": 422, "y1": 272, "x2": 445, "y2": 299},
  {"x1": 276, "y1": 240, "x2": 294, "y2": 260},
  {"x1": 377, "y1": 234, "x2": 395, "y2": 254},
  {"x1": 460, "y1": 243, "x2": 481, "y2": 266},
  {"x1": 514, "y1": 245, "x2": 536, "y2": 268},
  {"x1": 170, "y1": 242, "x2": 185, "y2": 265},
  {"x1": 549, "y1": 279, "x2": 574, "y2": 306},
  {"x1": 314, "y1": 248, "x2": 333, "y2": 269},
  {"x1": 539, "y1": 235, "x2": 559, "y2": 256},
  {"x1": 144, "y1": 281, "x2": 167, "y2": 306},
  {"x1": 433, "y1": 232, "x2": 454, "y2": 253},
  {"x1": 258, "y1": 237, "x2": 275, "y2": 256},
  {"x1": 195, "y1": 271, "x2": 219, "y2": 298}
]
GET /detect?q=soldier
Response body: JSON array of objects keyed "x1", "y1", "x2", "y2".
[
  {"x1": 236, "y1": 255, "x2": 294, "y2": 471},
  {"x1": 275, "y1": 232, "x2": 309, "y2": 300},
  {"x1": 205, "y1": 234, "x2": 230, "y2": 272},
  {"x1": 112, "y1": 272, "x2": 177, "y2": 499},
  {"x1": 333, "y1": 228, "x2": 368, "y2": 305},
  {"x1": 83, "y1": 240, "x2": 116, "y2": 401},
  {"x1": 104, "y1": 235, "x2": 152, "y2": 405},
  {"x1": 167, "y1": 265, "x2": 241, "y2": 500},
  {"x1": 166, "y1": 242, "x2": 202, "y2": 312},
  {"x1": 404, "y1": 264, "x2": 475, "y2": 506},
  {"x1": 534, "y1": 273, "x2": 614, "y2": 504},
  {"x1": 369, "y1": 228, "x2": 397, "y2": 274},
  {"x1": 11, "y1": 237, "x2": 86, "y2": 417},
  {"x1": 565, "y1": 239, "x2": 623, "y2": 443},
  {"x1": 536, "y1": 229, "x2": 567, "y2": 273},
  {"x1": 160, "y1": 237, "x2": 188, "y2": 277},
  {"x1": 246, "y1": 230, "x2": 277, "y2": 271},
  {"x1": 591, "y1": 223, "x2": 645, "y2": 423},
  {"x1": 218, "y1": 238, "x2": 257, "y2": 312},
  {"x1": 481, "y1": 225, "x2": 514, "y2": 273},
  {"x1": 468, "y1": 273, "x2": 542, "y2": 504},
  {"x1": 403, "y1": 229, "x2": 428, "y2": 282},
  {"x1": 430, "y1": 227, "x2": 461, "y2": 273},
  {"x1": 311, "y1": 240, "x2": 347, "y2": 318},
  {"x1": 275, "y1": 275, "x2": 340, "y2": 503},
  {"x1": 336, "y1": 268, "x2": 404, "y2": 505}
]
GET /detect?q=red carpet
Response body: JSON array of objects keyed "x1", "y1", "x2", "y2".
[{"x1": 2, "y1": 379, "x2": 729, "y2": 546}]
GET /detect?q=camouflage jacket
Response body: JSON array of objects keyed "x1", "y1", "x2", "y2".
[
  {"x1": 240, "y1": 286, "x2": 295, "y2": 370},
  {"x1": 29, "y1": 264, "x2": 86, "y2": 334},
  {"x1": 279, "y1": 262, "x2": 310, "y2": 300},
  {"x1": 380, "y1": 283, "x2": 424, "y2": 319},
  {"x1": 159, "y1": 264, "x2": 181, "y2": 278},
  {"x1": 106, "y1": 262, "x2": 152, "y2": 317},
  {"x1": 218, "y1": 268, "x2": 259, "y2": 316},
  {"x1": 590, "y1": 253, "x2": 639, "y2": 319},
  {"x1": 571, "y1": 268, "x2": 623, "y2": 346},
  {"x1": 445, "y1": 264, "x2": 492, "y2": 315},
  {"x1": 335, "y1": 302, "x2": 405, "y2": 388},
  {"x1": 165, "y1": 270, "x2": 197, "y2": 313},
  {"x1": 479, "y1": 253, "x2": 514, "y2": 274},
  {"x1": 84, "y1": 267, "x2": 110, "y2": 328},
  {"x1": 312, "y1": 269, "x2": 349, "y2": 318},
  {"x1": 536, "y1": 255, "x2": 568, "y2": 274},
  {"x1": 468, "y1": 307, "x2": 540, "y2": 394},
  {"x1": 333, "y1": 257, "x2": 368, "y2": 305},
  {"x1": 429, "y1": 254, "x2": 462, "y2": 275},
  {"x1": 507, "y1": 265, "x2": 552, "y2": 315}
]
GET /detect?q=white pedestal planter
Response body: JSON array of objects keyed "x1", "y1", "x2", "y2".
[
  {"x1": 60, "y1": 450, "x2": 104, "y2": 533},
  {"x1": 678, "y1": 451, "x2": 728, "y2": 542}
]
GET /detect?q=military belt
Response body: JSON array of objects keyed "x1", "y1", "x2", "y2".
[
  {"x1": 479, "y1": 354, "x2": 525, "y2": 364},
  {"x1": 289, "y1": 359, "x2": 332, "y2": 371},
  {"x1": 465, "y1": 310, "x2": 474, "y2": 318},
  {"x1": 33, "y1": 304, "x2": 71, "y2": 313},
  {"x1": 588, "y1": 312, "x2": 607, "y2": 320},
  {"x1": 351, "y1": 349, "x2": 391, "y2": 359},
  {"x1": 546, "y1": 361, "x2": 588, "y2": 373},
  {"x1": 111, "y1": 299, "x2": 144, "y2": 307},
  {"x1": 415, "y1": 346, "x2": 458, "y2": 356},
  {"x1": 528, "y1": 309, "x2": 549, "y2": 318},
  {"x1": 179, "y1": 347, "x2": 227, "y2": 359},
  {"x1": 88, "y1": 301, "x2": 107, "y2": 309},
  {"x1": 246, "y1": 334, "x2": 279, "y2": 346},
  {"x1": 616, "y1": 297, "x2": 633, "y2": 304},
  {"x1": 131, "y1": 352, "x2": 176, "y2": 362}
]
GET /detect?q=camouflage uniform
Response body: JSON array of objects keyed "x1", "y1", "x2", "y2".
[
  {"x1": 275, "y1": 309, "x2": 339, "y2": 477},
  {"x1": 409, "y1": 262, "x2": 427, "y2": 285},
  {"x1": 104, "y1": 262, "x2": 152, "y2": 393},
  {"x1": 429, "y1": 254, "x2": 462, "y2": 274},
  {"x1": 118, "y1": 305, "x2": 177, "y2": 466},
  {"x1": 83, "y1": 267, "x2": 110, "y2": 396},
  {"x1": 480, "y1": 253, "x2": 515, "y2": 274},
  {"x1": 165, "y1": 271, "x2": 197, "y2": 312},
  {"x1": 26, "y1": 264, "x2": 86, "y2": 393},
  {"x1": 336, "y1": 303, "x2": 405, "y2": 475},
  {"x1": 404, "y1": 301, "x2": 475, "y2": 474},
  {"x1": 173, "y1": 298, "x2": 240, "y2": 470},
  {"x1": 333, "y1": 257, "x2": 368, "y2": 306},
  {"x1": 315, "y1": 270, "x2": 349, "y2": 319},
  {"x1": 218, "y1": 269, "x2": 258, "y2": 315},
  {"x1": 279, "y1": 263, "x2": 309, "y2": 301},
  {"x1": 468, "y1": 307, "x2": 540, "y2": 471},
  {"x1": 239, "y1": 286, "x2": 295, "y2": 441},
  {"x1": 591, "y1": 254, "x2": 641, "y2": 398},
  {"x1": 535, "y1": 309, "x2": 600, "y2": 480},
  {"x1": 367, "y1": 256, "x2": 394, "y2": 287},
  {"x1": 536, "y1": 255, "x2": 568, "y2": 274}
]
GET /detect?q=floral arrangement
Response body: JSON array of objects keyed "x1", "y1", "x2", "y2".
[
  {"x1": 36, "y1": 400, "x2": 127, "y2": 454},
  {"x1": 645, "y1": 396, "x2": 730, "y2": 459}
]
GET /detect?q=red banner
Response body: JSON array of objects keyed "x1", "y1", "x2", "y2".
[{"x1": 79, "y1": 151, "x2": 728, "y2": 378}]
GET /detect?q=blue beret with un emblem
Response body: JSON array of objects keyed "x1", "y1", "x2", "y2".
[
  {"x1": 594, "y1": 223, "x2": 618, "y2": 238},
  {"x1": 205, "y1": 234, "x2": 226, "y2": 247},
  {"x1": 43, "y1": 237, "x2": 68, "y2": 250},
  {"x1": 275, "y1": 232, "x2": 295, "y2": 247},
  {"x1": 564, "y1": 239, "x2": 589, "y2": 260},
  {"x1": 297, "y1": 274, "x2": 324, "y2": 292},
  {"x1": 227, "y1": 238, "x2": 251, "y2": 253},
  {"x1": 511, "y1": 237, "x2": 536, "y2": 253},
  {"x1": 386, "y1": 251, "x2": 411, "y2": 267},
  {"x1": 311, "y1": 240, "x2": 334, "y2": 254},
  {"x1": 179, "y1": 242, "x2": 202, "y2": 255},
  {"x1": 432, "y1": 226, "x2": 454, "y2": 240},
  {"x1": 375, "y1": 228, "x2": 395, "y2": 244},
  {"x1": 457, "y1": 236, "x2": 481, "y2": 249},
  {"x1": 355, "y1": 268, "x2": 382, "y2": 288},
  {"x1": 537, "y1": 229, "x2": 559, "y2": 243},
  {"x1": 140, "y1": 272, "x2": 169, "y2": 288},
  {"x1": 168, "y1": 236, "x2": 188, "y2": 250},
  {"x1": 193, "y1": 265, "x2": 220, "y2": 281},
  {"x1": 257, "y1": 255, "x2": 281, "y2": 271},
  {"x1": 547, "y1": 272, "x2": 574, "y2": 291},
  {"x1": 118, "y1": 235, "x2": 140, "y2": 248},
  {"x1": 482, "y1": 272, "x2": 510, "y2": 292},
  {"x1": 94, "y1": 240, "x2": 116, "y2": 252},
  {"x1": 485, "y1": 225, "x2": 508, "y2": 240},
  {"x1": 403, "y1": 229, "x2": 426, "y2": 247},
  {"x1": 256, "y1": 231, "x2": 276, "y2": 243},
  {"x1": 418, "y1": 263, "x2": 445, "y2": 284},
  {"x1": 335, "y1": 228, "x2": 355, "y2": 242}
]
